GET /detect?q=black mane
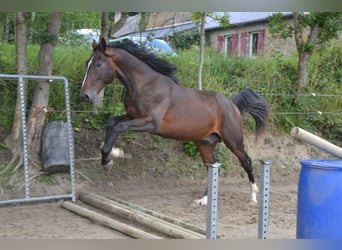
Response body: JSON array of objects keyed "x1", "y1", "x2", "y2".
[{"x1": 107, "y1": 40, "x2": 179, "y2": 84}]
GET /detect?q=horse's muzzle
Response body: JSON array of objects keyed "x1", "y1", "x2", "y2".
[
  {"x1": 81, "y1": 93, "x2": 91, "y2": 103},
  {"x1": 80, "y1": 92, "x2": 95, "y2": 104}
]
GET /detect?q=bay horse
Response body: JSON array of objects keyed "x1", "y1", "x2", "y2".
[{"x1": 80, "y1": 38, "x2": 269, "y2": 205}]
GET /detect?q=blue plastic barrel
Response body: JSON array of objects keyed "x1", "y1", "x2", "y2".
[{"x1": 296, "y1": 159, "x2": 342, "y2": 239}]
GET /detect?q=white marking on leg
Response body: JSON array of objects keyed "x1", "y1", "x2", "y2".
[
  {"x1": 250, "y1": 182, "x2": 258, "y2": 203},
  {"x1": 82, "y1": 56, "x2": 93, "y2": 87},
  {"x1": 109, "y1": 147, "x2": 125, "y2": 159},
  {"x1": 194, "y1": 195, "x2": 207, "y2": 206}
]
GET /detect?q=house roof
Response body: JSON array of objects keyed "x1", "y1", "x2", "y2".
[
  {"x1": 112, "y1": 16, "x2": 198, "y2": 39},
  {"x1": 112, "y1": 15, "x2": 140, "y2": 38},
  {"x1": 205, "y1": 12, "x2": 293, "y2": 30},
  {"x1": 129, "y1": 21, "x2": 198, "y2": 38}
]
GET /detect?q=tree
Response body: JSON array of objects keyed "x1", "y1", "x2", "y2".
[
  {"x1": 26, "y1": 12, "x2": 62, "y2": 164},
  {"x1": 3, "y1": 12, "x2": 29, "y2": 174},
  {"x1": 29, "y1": 12, "x2": 101, "y2": 45},
  {"x1": 269, "y1": 12, "x2": 342, "y2": 93},
  {"x1": 197, "y1": 12, "x2": 206, "y2": 91},
  {"x1": 100, "y1": 12, "x2": 110, "y2": 42},
  {"x1": 192, "y1": 12, "x2": 229, "y2": 90},
  {"x1": 0, "y1": 13, "x2": 15, "y2": 43},
  {"x1": 109, "y1": 12, "x2": 129, "y2": 38}
]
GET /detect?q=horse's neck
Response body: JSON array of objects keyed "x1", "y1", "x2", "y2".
[{"x1": 115, "y1": 50, "x2": 157, "y2": 90}]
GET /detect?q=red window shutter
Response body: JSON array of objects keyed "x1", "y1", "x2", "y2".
[
  {"x1": 257, "y1": 29, "x2": 265, "y2": 56},
  {"x1": 231, "y1": 34, "x2": 238, "y2": 56},
  {"x1": 217, "y1": 35, "x2": 223, "y2": 52},
  {"x1": 241, "y1": 32, "x2": 247, "y2": 56}
]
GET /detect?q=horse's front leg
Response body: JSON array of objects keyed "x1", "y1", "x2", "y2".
[
  {"x1": 101, "y1": 116, "x2": 156, "y2": 168},
  {"x1": 101, "y1": 115, "x2": 129, "y2": 167}
]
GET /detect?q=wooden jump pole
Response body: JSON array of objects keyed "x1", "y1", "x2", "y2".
[
  {"x1": 290, "y1": 127, "x2": 342, "y2": 159},
  {"x1": 103, "y1": 194, "x2": 206, "y2": 235},
  {"x1": 62, "y1": 201, "x2": 162, "y2": 239},
  {"x1": 78, "y1": 192, "x2": 205, "y2": 239}
]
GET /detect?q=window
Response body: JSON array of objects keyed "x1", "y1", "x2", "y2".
[
  {"x1": 225, "y1": 36, "x2": 233, "y2": 55},
  {"x1": 249, "y1": 29, "x2": 265, "y2": 57},
  {"x1": 224, "y1": 34, "x2": 238, "y2": 57},
  {"x1": 250, "y1": 32, "x2": 259, "y2": 57}
]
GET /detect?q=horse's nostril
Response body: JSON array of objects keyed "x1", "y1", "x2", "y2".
[{"x1": 82, "y1": 94, "x2": 90, "y2": 102}]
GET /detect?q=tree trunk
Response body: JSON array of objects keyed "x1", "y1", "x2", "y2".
[
  {"x1": 293, "y1": 12, "x2": 318, "y2": 93},
  {"x1": 297, "y1": 51, "x2": 309, "y2": 93},
  {"x1": 26, "y1": 12, "x2": 62, "y2": 164},
  {"x1": 6, "y1": 12, "x2": 28, "y2": 147},
  {"x1": 109, "y1": 12, "x2": 129, "y2": 38},
  {"x1": 198, "y1": 12, "x2": 206, "y2": 90},
  {"x1": 4, "y1": 13, "x2": 11, "y2": 42},
  {"x1": 100, "y1": 12, "x2": 110, "y2": 42},
  {"x1": 3, "y1": 12, "x2": 28, "y2": 172}
]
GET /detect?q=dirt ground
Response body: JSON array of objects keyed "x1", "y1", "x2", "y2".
[{"x1": 0, "y1": 128, "x2": 335, "y2": 239}]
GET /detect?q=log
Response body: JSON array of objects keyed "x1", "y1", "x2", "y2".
[
  {"x1": 62, "y1": 201, "x2": 162, "y2": 239},
  {"x1": 78, "y1": 192, "x2": 205, "y2": 239},
  {"x1": 106, "y1": 195, "x2": 206, "y2": 235},
  {"x1": 290, "y1": 127, "x2": 342, "y2": 159}
]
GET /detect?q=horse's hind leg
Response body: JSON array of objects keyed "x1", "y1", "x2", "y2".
[
  {"x1": 193, "y1": 140, "x2": 218, "y2": 206},
  {"x1": 225, "y1": 140, "x2": 258, "y2": 203}
]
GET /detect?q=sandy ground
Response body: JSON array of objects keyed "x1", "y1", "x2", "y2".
[
  {"x1": 0, "y1": 131, "x2": 335, "y2": 239},
  {"x1": 0, "y1": 174, "x2": 298, "y2": 239}
]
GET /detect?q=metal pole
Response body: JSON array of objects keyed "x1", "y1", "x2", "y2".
[
  {"x1": 18, "y1": 77, "x2": 30, "y2": 198},
  {"x1": 206, "y1": 162, "x2": 221, "y2": 239},
  {"x1": 258, "y1": 160, "x2": 271, "y2": 239},
  {"x1": 63, "y1": 77, "x2": 76, "y2": 202}
]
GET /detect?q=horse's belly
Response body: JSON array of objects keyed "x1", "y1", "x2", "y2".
[{"x1": 157, "y1": 114, "x2": 216, "y2": 141}]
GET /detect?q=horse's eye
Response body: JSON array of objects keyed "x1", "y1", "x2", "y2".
[{"x1": 96, "y1": 62, "x2": 102, "y2": 67}]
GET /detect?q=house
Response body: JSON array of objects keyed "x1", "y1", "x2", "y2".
[{"x1": 205, "y1": 12, "x2": 295, "y2": 57}]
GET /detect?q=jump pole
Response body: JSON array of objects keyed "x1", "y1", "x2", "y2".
[
  {"x1": 78, "y1": 192, "x2": 205, "y2": 239},
  {"x1": 291, "y1": 127, "x2": 342, "y2": 159},
  {"x1": 62, "y1": 201, "x2": 162, "y2": 239}
]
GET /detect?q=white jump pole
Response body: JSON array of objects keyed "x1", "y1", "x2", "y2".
[{"x1": 290, "y1": 127, "x2": 342, "y2": 159}]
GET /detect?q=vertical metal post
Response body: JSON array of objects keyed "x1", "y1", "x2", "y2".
[
  {"x1": 258, "y1": 160, "x2": 271, "y2": 239},
  {"x1": 19, "y1": 77, "x2": 30, "y2": 198},
  {"x1": 206, "y1": 162, "x2": 221, "y2": 239},
  {"x1": 63, "y1": 77, "x2": 76, "y2": 202}
]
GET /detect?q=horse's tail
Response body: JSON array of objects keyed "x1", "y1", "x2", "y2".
[{"x1": 232, "y1": 88, "x2": 269, "y2": 137}]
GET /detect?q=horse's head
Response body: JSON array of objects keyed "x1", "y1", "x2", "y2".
[{"x1": 80, "y1": 38, "x2": 116, "y2": 103}]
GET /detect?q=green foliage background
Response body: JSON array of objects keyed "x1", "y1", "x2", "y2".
[{"x1": 0, "y1": 40, "x2": 341, "y2": 142}]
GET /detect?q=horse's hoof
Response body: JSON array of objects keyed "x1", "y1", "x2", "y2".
[
  {"x1": 102, "y1": 160, "x2": 113, "y2": 170},
  {"x1": 193, "y1": 196, "x2": 207, "y2": 206}
]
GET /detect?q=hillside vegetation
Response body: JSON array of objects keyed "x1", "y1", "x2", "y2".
[{"x1": 0, "y1": 41, "x2": 341, "y2": 143}]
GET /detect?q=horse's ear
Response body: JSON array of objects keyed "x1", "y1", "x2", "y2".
[
  {"x1": 99, "y1": 37, "x2": 107, "y2": 51},
  {"x1": 92, "y1": 39, "x2": 97, "y2": 49}
]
